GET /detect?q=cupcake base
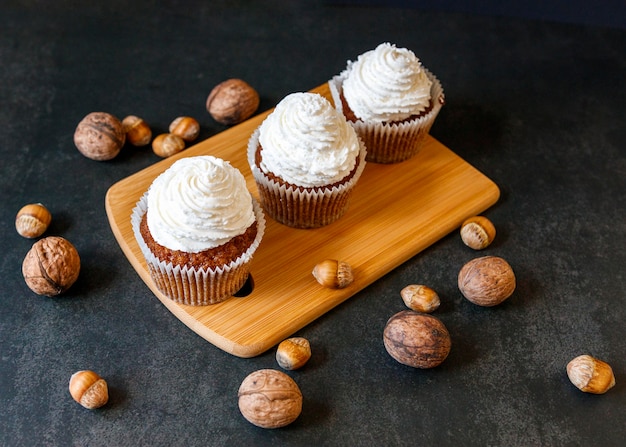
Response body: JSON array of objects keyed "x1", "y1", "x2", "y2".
[
  {"x1": 131, "y1": 194, "x2": 266, "y2": 306},
  {"x1": 247, "y1": 128, "x2": 367, "y2": 229},
  {"x1": 329, "y1": 69, "x2": 444, "y2": 164}
]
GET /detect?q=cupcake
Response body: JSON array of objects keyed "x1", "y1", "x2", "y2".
[
  {"x1": 131, "y1": 155, "x2": 265, "y2": 305},
  {"x1": 247, "y1": 92, "x2": 367, "y2": 229},
  {"x1": 329, "y1": 42, "x2": 445, "y2": 164}
]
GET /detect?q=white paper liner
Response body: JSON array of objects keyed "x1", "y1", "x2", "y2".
[
  {"x1": 329, "y1": 68, "x2": 445, "y2": 164},
  {"x1": 131, "y1": 193, "x2": 266, "y2": 306},
  {"x1": 246, "y1": 127, "x2": 367, "y2": 228}
]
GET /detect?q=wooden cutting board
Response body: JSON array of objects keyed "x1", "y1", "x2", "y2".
[{"x1": 105, "y1": 83, "x2": 500, "y2": 358}]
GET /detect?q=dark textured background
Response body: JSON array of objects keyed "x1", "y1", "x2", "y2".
[{"x1": 1, "y1": 1, "x2": 625, "y2": 446}]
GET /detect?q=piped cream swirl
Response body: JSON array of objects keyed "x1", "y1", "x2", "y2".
[
  {"x1": 146, "y1": 156, "x2": 255, "y2": 252},
  {"x1": 342, "y1": 42, "x2": 432, "y2": 123},
  {"x1": 258, "y1": 92, "x2": 360, "y2": 188}
]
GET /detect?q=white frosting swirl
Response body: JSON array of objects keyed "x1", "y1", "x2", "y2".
[
  {"x1": 258, "y1": 92, "x2": 360, "y2": 188},
  {"x1": 342, "y1": 43, "x2": 432, "y2": 123},
  {"x1": 146, "y1": 156, "x2": 255, "y2": 253}
]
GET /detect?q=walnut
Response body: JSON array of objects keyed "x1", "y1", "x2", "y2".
[
  {"x1": 383, "y1": 310, "x2": 451, "y2": 369},
  {"x1": 22, "y1": 236, "x2": 80, "y2": 296},
  {"x1": 238, "y1": 369, "x2": 302, "y2": 429},
  {"x1": 457, "y1": 256, "x2": 516, "y2": 306},
  {"x1": 206, "y1": 79, "x2": 260, "y2": 125},
  {"x1": 74, "y1": 112, "x2": 126, "y2": 161}
]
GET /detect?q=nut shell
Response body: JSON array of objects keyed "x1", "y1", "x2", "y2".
[
  {"x1": 22, "y1": 236, "x2": 80, "y2": 296},
  {"x1": 312, "y1": 259, "x2": 354, "y2": 289},
  {"x1": 169, "y1": 116, "x2": 200, "y2": 142},
  {"x1": 458, "y1": 256, "x2": 516, "y2": 306},
  {"x1": 69, "y1": 370, "x2": 109, "y2": 409},
  {"x1": 122, "y1": 115, "x2": 152, "y2": 146},
  {"x1": 400, "y1": 284, "x2": 440, "y2": 313},
  {"x1": 15, "y1": 203, "x2": 52, "y2": 238},
  {"x1": 238, "y1": 369, "x2": 302, "y2": 429},
  {"x1": 206, "y1": 79, "x2": 260, "y2": 125},
  {"x1": 460, "y1": 216, "x2": 496, "y2": 250},
  {"x1": 276, "y1": 337, "x2": 311, "y2": 370},
  {"x1": 74, "y1": 112, "x2": 125, "y2": 160},
  {"x1": 152, "y1": 133, "x2": 185, "y2": 158},
  {"x1": 566, "y1": 354, "x2": 615, "y2": 394},
  {"x1": 383, "y1": 310, "x2": 451, "y2": 368}
]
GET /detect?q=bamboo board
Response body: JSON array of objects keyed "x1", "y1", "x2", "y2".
[{"x1": 105, "y1": 83, "x2": 500, "y2": 358}]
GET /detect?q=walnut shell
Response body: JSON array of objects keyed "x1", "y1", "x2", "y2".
[
  {"x1": 74, "y1": 112, "x2": 125, "y2": 160},
  {"x1": 238, "y1": 369, "x2": 302, "y2": 429},
  {"x1": 206, "y1": 79, "x2": 260, "y2": 125},
  {"x1": 22, "y1": 236, "x2": 80, "y2": 296},
  {"x1": 458, "y1": 256, "x2": 516, "y2": 306},
  {"x1": 383, "y1": 310, "x2": 451, "y2": 369}
]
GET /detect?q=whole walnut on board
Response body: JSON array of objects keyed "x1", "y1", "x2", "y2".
[
  {"x1": 206, "y1": 79, "x2": 260, "y2": 125},
  {"x1": 383, "y1": 310, "x2": 451, "y2": 369},
  {"x1": 22, "y1": 236, "x2": 80, "y2": 296},
  {"x1": 74, "y1": 112, "x2": 126, "y2": 160},
  {"x1": 238, "y1": 369, "x2": 302, "y2": 429}
]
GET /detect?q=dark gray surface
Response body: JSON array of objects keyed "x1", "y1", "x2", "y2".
[{"x1": 1, "y1": 2, "x2": 625, "y2": 446}]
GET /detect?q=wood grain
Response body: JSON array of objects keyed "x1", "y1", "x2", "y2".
[{"x1": 105, "y1": 83, "x2": 500, "y2": 358}]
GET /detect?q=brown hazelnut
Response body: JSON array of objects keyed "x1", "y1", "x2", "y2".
[
  {"x1": 238, "y1": 369, "x2": 303, "y2": 429},
  {"x1": 206, "y1": 78, "x2": 260, "y2": 125},
  {"x1": 69, "y1": 370, "x2": 109, "y2": 409},
  {"x1": 276, "y1": 337, "x2": 311, "y2": 370},
  {"x1": 567, "y1": 355, "x2": 615, "y2": 394},
  {"x1": 458, "y1": 256, "x2": 516, "y2": 306},
  {"x1": 383, "y1": 310, "x2": 451, "y2": 369},
  {"x1": 152, "y1": 133, "x2": 185, "y2": 158},
  {"x1": 74, "y1": 112, "x2": 125, "y2": 160},
  {"x1": 15, "y1": 203, "x2": 52, "y2": 239},
  {"x1": 122, "y1": 115, "x2": 152, "y2": 146},
  {"x1": 22, "y1": 236, "x2": 80, "y2": 296},
  {"x1": 400, "y1": 284, "x2": 440, "y2": 313},
  {"x1": 460, "y1": 216, "x2": 496, "y2": 250},
  {"x1": 169, "y1": 116, "x2": 200, "y2": 142},
  {"x1": 312, "y1": 259, "x2": 354, "y2": 289}
]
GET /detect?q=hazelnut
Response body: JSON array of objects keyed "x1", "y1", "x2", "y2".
[
  {"x1": 400, "y1": 284, "x2": 440, "y2": 313},
  {"x1": 383, "y1": 310, "x2": 451, "y2": 369},
  {"x1": 74, "y1": 112, "x2": 125, "y2": 160},
  {"x1": 567, "y1": 355, "x2": 615, "y2": 394},
  {"x1": 206, "y1": 78, "x2": 260, "y2": 125},
  {"x1": 15, "y1": 203, "x2": 52, "y2": 239},
  {"x1": 122, "y1": 115, "x2": 152, "y2": 146},
  {"x1": 238, "y1": 369, "x2": 303, "y2": 429},
  {"x1": 169, "y1": 116, "x2": 200, "y2": 142},
  {"x1": 152, "y1": 133, "x2": 185, "y2": 158},
  {"x1": 276, "y1": 337, "x2": 311, "y2": 370},
  {"x1": 460, "y1": 216, "x2": 496, "y2": 250},
  {"x1": 69, "y1": 370, "x2": 109, "y2": 409},
  {"x1": 22, "y1": 236, "x2": 80, "y2": 296},
  {"x1": 312, "y1": 259, "x2": 354, "y2": 289},
  {"x1": 458, "y1": 256, "x2": 516, "y2": 306}
]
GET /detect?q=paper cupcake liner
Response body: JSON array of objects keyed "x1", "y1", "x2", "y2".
[
  {"x1": 131, "y1": 193, "x2": 266, "y2": 306},
  {"x1": 247, "y1": 127, "x2": 367, "y2": 229},
  {"x1": 329, "y1": 69, "x2": 445, "y2": 164}
]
